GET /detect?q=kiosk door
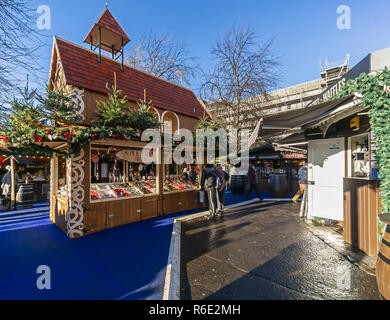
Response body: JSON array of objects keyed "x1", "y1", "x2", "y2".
[{"x1": 307, "y1": 138, "x2": 345, "y2": 221}]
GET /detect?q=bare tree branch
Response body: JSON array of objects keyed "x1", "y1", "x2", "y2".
[
  {"x1": 201, "y1": 24, "x2": 281, "y2": 129},
  {"x1": 128, "y1": 29, "x2": 200, "y2": 87},
  {"x1": 0, "y1": 0, "x2": 47, "y2": 112}
]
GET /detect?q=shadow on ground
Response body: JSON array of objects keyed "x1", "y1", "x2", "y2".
[{"x1": 180, "y1": 201, "x2": 380, "y2": 300}]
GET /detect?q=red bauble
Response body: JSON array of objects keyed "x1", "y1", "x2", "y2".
[
  {"x1": 63, "y1": 131, "x2": 72, "y2": 140},
  {"x1": 33, "y1": 134, "x2": 42, "y2": 143}
]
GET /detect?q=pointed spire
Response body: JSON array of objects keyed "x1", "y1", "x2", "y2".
[
  {"x1": 83, "y1": 8, "x2": 130, "y2": 53},
  {"x1": 83, "y1": 8, "x2": 129, "y2": 70}
]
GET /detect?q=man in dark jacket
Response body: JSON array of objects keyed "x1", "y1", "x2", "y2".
[
  {"x1": 189, "y1": 166, "x2": 197, "y2": 184},
  {"x1": 215, "y1": 165, "x2": 227, "y2": 216},
  {"x1": 246, "y1": 164, "x2": 263, "y2": 201},
  {"x1": 201, "y1": 164, "x2": 220, "y2": 220}
]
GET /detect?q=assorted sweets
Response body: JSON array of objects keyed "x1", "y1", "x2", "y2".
[
  {"x1": 163, "y1": 177, "x2": 199, "y2": 192},
  {"x1": 90, "y1": 180, "x2": 157, "y2": 200}
]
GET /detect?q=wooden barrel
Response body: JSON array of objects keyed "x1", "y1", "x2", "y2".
[
  {"x1": 15, "y1": 184, "x2": 34, "y2": 210},
  {"x1": 269, "y1": 174, "x2": 288, "y2": 198},
  {"x1": 230, "y1": 175, "x2": 246, "y2": 195},
  {"x1": 258, "y1": 178, "x2": 270, "y2": 194},
  {"x1": 0, "y1": 198, "x2": 10, "y2": 211},
  {"x1": 377, "y1": 221, "x2": 390, "y2": 299}
]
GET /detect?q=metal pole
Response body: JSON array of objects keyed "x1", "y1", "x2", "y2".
[
  {"x1": 90, "y1": 35, "x2": 93, "y2": 51},
  {"x1": 299, "y1": 186, "x2": 308, "y2": 218}
]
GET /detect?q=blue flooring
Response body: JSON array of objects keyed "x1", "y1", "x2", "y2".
[{"x1": 0, "y1": 192, "x2": 261, "y2": 300}]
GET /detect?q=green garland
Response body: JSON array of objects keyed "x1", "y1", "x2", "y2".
[
  {"x1": 0, "y1": 126, "x2": 144, "y2": 157},
  {"x1": 328, "y1": 67, "x2": 390, "y2": 213},
  {"x1": 0, "y1": 82, "x2": 158, "y2": 158}
]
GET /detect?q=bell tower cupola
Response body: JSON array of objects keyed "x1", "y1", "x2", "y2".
[{"x1": 83, "y1": 7, "x2": 130, "y2": 71}]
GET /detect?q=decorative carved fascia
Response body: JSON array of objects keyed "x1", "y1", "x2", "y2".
[
  {"x1": 66, "y1": 149, "x2": 85, "y2": 238},
  {"x1": 66, "y1": 86, "x2": 85, "y2": 121}
]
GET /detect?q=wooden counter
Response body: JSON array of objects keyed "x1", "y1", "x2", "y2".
[
  {"x1": 83, "y1": 190, "x2": 204, "y2": 235},
  {"x1": 343, "y1": 177, "x2": 381, "y2": 256}
]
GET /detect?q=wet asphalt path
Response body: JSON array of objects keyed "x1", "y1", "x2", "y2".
[{"x1": 180, "y1": 201, "x2": 380, "y2": 300}]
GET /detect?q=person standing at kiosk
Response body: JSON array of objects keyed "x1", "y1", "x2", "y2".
[
  {"x1": 292, "y1": 161, "x2": 307, "y2": 203},
  {"x1": 201, "y1": 164, "x2": 220, "y2": 220},
  {"x1": 246, "y1": 164, "x2": 263, "y2": 201}
]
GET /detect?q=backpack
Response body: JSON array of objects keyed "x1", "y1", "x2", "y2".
[{"x1": 204, "y1": 171, "x2": 220, "y2": 190}]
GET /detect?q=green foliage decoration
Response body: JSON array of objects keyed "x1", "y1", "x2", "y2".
[
  {"x1": 93, "y1": 81, "x2": 129, "y2": 128},
  {"x1": 328, "y1": 67, "x2": 390, "y2": 213},
  {"x1": 0, "y1": 80, "x2": 160, "y2": 158}
]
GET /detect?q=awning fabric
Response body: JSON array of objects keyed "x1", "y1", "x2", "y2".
[
  {"x1": 5, "y1": 157, "x2": 33, "y2": 165},
  {"x1": 260, "y1": 95, "x2": 354, "y2": 137}
]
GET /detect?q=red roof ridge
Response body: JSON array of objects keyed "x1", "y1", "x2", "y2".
[{"x1": 54, "y1": 36, "x2": 198, "y2": 95}]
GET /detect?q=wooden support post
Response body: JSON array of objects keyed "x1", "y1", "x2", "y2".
[
  {"x1": 125, "y1": 161, "x2": 129, "y2": 183},
  {"x1": 121, "y1": 37, "x2": 124, "y2": 71},
  {"x1": 98, "y1": 26, "x2": 102, "y2": 64},
  {"x1": 157, "y1": 145, "x2": 164, "y2": 216},
  {"x1": 50, "y1": 154, "x2": 59, "y2": 223},
  {"x1": 10, "y1": 157, "x2": 16, "y2": 210}
]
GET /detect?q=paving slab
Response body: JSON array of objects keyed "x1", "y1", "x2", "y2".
[{"x1": 180, "y1": 201, "x2": 380, "y2": 300}]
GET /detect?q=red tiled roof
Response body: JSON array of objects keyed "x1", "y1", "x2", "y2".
[
  {"x1": 54, "y1": 37, "x2": 205, "y2": 118},
  {"x1": 83, "y1": 9, "x2": 130, "y2": 45}
]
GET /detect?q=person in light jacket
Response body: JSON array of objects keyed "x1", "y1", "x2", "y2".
[
  {"x1": 292, "y1": 161, "x2": 307, "y2": 203},
  {"x1": 1, "y1": 165, "x2": 18, "y2": 197}
]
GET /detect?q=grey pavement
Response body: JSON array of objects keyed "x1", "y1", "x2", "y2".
[{"x1": 180, "y1": 201, "x2": 380, "y2": 300}]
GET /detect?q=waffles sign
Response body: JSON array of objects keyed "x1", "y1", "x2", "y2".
[{"x1": 116, "y1": 150, "x2": 143, "y2": 163}]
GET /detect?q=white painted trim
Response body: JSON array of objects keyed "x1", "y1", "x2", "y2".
[
  {"x1": 150, "y1": 106, "x2": 161, "y2": 122},
  {"x1": 161, "y1": 110, "x2": 180, "y2": 135}
]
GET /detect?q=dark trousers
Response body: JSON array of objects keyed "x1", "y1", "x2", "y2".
[
  {"x1": 246, "y1": 182, "x2": 262, "y2": 200},
  {"x1": 217, "y1": 187, "x2": 226, "y2": 212}
]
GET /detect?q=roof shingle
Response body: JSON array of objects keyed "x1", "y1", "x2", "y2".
[{"x1": 54, "y1": 37, "x2": 205, "y2": 119}]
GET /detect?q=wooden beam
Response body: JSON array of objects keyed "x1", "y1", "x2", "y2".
[{"x1": 98, "y1": 26, "x2": 102, "y2": 64}]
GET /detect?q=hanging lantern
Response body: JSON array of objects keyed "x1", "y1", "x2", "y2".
[{"x1": 91, "y1": 155, "x2": 100, "y2": 164}]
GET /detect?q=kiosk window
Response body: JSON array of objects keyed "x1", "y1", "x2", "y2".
[{"x1": 350, "y1": 134, "x2": 370, "y2": 178}]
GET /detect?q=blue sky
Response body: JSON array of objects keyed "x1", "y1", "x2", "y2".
[{"x1": 29, "y1": 0, "x2": 390, "y2": 94}]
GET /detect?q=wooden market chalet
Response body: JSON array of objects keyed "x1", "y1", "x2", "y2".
[{"x1": 48, "y1": 9, "x2": 206, "y2": 238}]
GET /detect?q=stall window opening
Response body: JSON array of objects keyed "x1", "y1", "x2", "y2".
[{"x1": 90, "y1": 145, "x2": 157, "y2": 201}]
